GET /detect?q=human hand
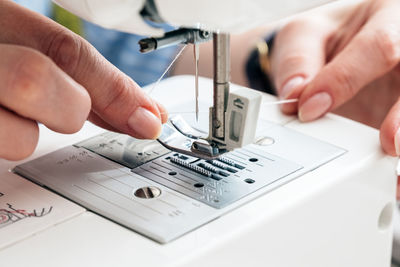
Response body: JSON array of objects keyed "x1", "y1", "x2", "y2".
[
  {"x1": 270, "y1": 0, "x2": 400, "y2": 155},
  {"x1": 0, "y1": 0, "x2": 167, "y2": 160}
]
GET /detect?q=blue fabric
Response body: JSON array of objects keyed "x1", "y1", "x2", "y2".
[
  {"x1": 13, "y1": 0, "x2": 177, "y2": 87},
  {"x1": 84, "y1": 22, "x2": 177, "y2": 86},
  {"x1": 13, "y1": 0, "x2": 52, "y2": 17}
]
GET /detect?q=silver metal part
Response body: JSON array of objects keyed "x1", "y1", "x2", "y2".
[
  {"x1": 14, "y1": 124, "x2": 346, "y2": 243},
  {"x1": 134, "y1": 186, "x2": 161, "y2": 199},
  {"x1": 212, "y1": 33, "x2": 230, "y2": 140},
  {"x1": 191, "y1": 140, "x2": 219, "y2": 158},
  {"x1": 194, "y1": 44, "x2": 200, "y2": 121},
  {"x1": 169, "y1": 115, "x2": 207, "y2": 139},
  {"x1": 139, "y1": 31, "x2": 236, "y2": 156},
  {"x1": 76, "y1": 132, "x2": 170, "y2": 169},
  {"x1": 134, "y1": 146, "x2": 302, "y2": 208},
  {"x1": 157, "y1": 121, "x2": 222, "y2": 159},
  {"x1": 139, "y1": 28, "x2": 211, "y2": 53}
]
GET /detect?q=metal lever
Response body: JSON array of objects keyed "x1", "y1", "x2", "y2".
[
  {"x1": 157, "y1": 116, "x2": 226, "y2": 160},
  {"x1": 139, "y1": 28, "x2": 211, "y2": 53}
]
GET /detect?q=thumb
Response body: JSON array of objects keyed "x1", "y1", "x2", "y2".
[
  {"x1": 270, "y1": 18, "x2": 332, "y2": 114},
  {"x1": 380, "y1": 99, "x2": 400, "y2": 156},
  {"x1": 0, "y1": 0, "x2": 165, "y2": 140},
  {"x1": 298, "y1": 5, "x2": 400, "y2": 122}
]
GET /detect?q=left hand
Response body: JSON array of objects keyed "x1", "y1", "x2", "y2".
[
  {"x1": 269, "y1": 0, "x2": 400, "y2": 155},
  {"x1": 0, "y1": 1, "x2": 168, "y2": 160}
]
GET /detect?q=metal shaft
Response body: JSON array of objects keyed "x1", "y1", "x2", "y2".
[
  {"x1": 139, "y1": 29, "x2": 211, "y2": 53},
  {"x1": 212, "y1": 33, "x2": 230, "y2": 140}
]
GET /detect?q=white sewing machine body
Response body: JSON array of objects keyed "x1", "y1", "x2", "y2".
[
  {"x1": 0, "y1": 76, "x2": 396, "y2": 266},
  {"x1": 53, "y1": 0, "x2": 335, "y2": 36}
]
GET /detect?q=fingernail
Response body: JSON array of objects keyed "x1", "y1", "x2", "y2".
[
  {"x1": 128, "y1": 107, "x2": 162, "y2": 139},
  {"x1": 156, "y1": 102, "x2": 169, "y2": 123},
  {"x1": 299, "y1": 92, "x2": 332, "y2": 122},
  {"x1": 395, "y1": 127, "x2": 400, "y2": 156},
  {"x1": 280, "y1": 76, "x2": 305, "y2": 99}
]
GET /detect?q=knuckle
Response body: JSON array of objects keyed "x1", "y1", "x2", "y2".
[
  {"x1": 371, "y1": 28, "x2": 400, "y2": 68},
  {"x1": 101, "y1": 75, "x2": 132, "y2": 114},
  {"x1": 9, "y1": 49, "x2": 52, "y2": 103},
  {"x1": 279, "y1": 20, "x2": 308, "y2": 42},
  {"x1": 280, "y1": 55, "x2": 309, "y2": 69},
  {"x1": 276, "y1": 55, "x2": 309, "y2": 86},
  {"x1": 67, "y1": 98, "x2": 91, "y2": 134},
  {"x1": 282, "y1": 18, "x2": 310, "y2": 33},
  {"x1": 280, "y1": 20, "x2": 299, "y2": 34},
  {"x1": 281, "y1": 17, "x2": 326, "y2": 36},
  {"x1": 330, "y1": 64, "x2": 358, "y2": 97},
  {"x1": 53, "y1": 88, "x2": 91, "y2": 134},
  {"x1": 44, "y1": 30, "x2": 83, "y2": 75}
]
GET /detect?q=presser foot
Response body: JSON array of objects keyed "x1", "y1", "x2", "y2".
[{"x1": 157, "y1": 115, "x2": 227, "y2": 160}]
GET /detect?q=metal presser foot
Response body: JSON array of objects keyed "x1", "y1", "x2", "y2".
[
  {"x1": 157, "y1": 115, "x2": 227, "y2": 160},
  {"x1": 145, "y1": 32, "x2": 262, "y2": 159}
]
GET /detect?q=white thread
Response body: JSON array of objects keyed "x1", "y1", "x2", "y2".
[
  {"x1": 262, "y1": 99, "x2": 298, "y2": 106},
  {"x1": 147, "y1": 44, "x2": 187, "y2": 96}
]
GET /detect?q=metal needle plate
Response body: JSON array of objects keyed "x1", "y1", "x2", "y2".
[{"x1": 14, "y1": 123, "x2": 345, "y2": 243}]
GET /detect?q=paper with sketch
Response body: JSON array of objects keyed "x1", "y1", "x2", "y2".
[{"x1": 0, "y1": 169, "x2": 84, "y2": 249}]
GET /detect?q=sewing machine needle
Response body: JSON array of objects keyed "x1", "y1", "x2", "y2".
[{"x1": 194, "y1": 44, "x2": 200, "y2": 122}]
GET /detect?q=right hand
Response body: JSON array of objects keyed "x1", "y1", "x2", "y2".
[
  {"x1": 0, "y1": 1, "x2": 167, "y2": 161},
  {"x1": 269, "y1": 0, "x2": 400, "y2": 155}
]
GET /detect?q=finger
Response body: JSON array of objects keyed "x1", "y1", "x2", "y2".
[
  {"x1": 380, "y1": 99, "x2": 400, "y2": 156},
  {"x1": 270, "y1": 17, "x2": 333, "y2": 114},
  {"x1": 156, "y1": 102, "x2": 168, "y2": 123},
  {"x1": 0, "y1": 0, "x2": 163, "y2": 139},
  {"x1": 87, "y1": 97, "x2": 168, "y2": 135},
  {"x1": 0, "y1": 107, "x2": 39, "y2": 161},
  {"x1": 397, "y1": 177, "x2": 400, "y2": 200},
  {"x1": 298, "y1": 1, "x2": 400, "y2": 122},
  {"x1": 87, "y1": 112, "x2": 121, "y2": 134},
  {"x1": 0, "y1": 44, "x2": 91, "y2": 134}
]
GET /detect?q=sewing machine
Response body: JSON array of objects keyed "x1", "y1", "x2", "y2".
[
  {"x1": 0, "y1": 0, "x2": 397, "y2": 266},
  {"x1": 52, "y1": 0, "x2": 343, "y2": 158}
]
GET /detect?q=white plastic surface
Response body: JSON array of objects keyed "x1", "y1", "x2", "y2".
[
  {"x1": 53, "y1": 0, "x2": 335, "y2": 35},
  {"x1": 156, "y1": 0, "x2": 334, "y2": 33},
  {"x1": 0, "y1": 76, "x2": 396, "y2": 267},
  {"x1": 225, "y1": 88, "x2": 262, "y2": 150},
  {"x1": 52, "y1": 0, "x2": 164, "y2": 36}
]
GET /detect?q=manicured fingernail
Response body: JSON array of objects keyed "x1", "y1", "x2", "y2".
[
  {"x1": 156, "y1": 102, "x2": 169, "y2": 123},
  {"x1": 128, "y1": 107, "x2": 162, "y2": 139},
  {"x1": 395, "y1": 127, "x2": 400, "y2": 156},
  {"x1": 299, "y1": 92, "x2": 332, "y2": 122},
  {"x1": 280, "y1": 76, "x2": 304, "y2": 99}
]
